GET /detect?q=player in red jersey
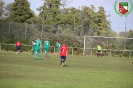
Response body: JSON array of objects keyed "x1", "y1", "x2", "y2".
[
  {"x1": 15, "y1": 41, "x2": 22, "y2": 54},
  {"x1": 59, "y1": 43, "x2": 68, "y2": 67}
]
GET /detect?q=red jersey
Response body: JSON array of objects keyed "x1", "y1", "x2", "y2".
[
  {"x1": 60, "y1": 45, "x2": 68, "y2": 56},
  {"x1": 15, "y1": 42, "x2": 22, "y2": 47}
]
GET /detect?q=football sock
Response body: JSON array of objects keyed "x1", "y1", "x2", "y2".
[
  {"x1": 60, "y1": 60, "x2": 62, "y2": 65},
  {"x1": 44, "y1": 51, "x2": 48, "y2": 57},
  {"x1": 38, "y1": 53, "x2": 41, "y2": 59},
  {"x1": 34, "y1": 52, "x2": 37, "y2": 59},
  {"x1": 44, "y1": 51, "x2": 46, "y2": 57}
]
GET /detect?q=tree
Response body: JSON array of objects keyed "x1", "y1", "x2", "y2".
[
  {"x1": 95, "y1": 7, "x2": 109, "y2": 36},
  {"x1": 79, "y1": 6, "x2": 108, "y2": 36},
  {"x1": 11, "y1": 0, "x2": 35, "y2": 23},
  {"x1": 38, "y1": 0, "x2": 62, "y2": 25},
  {"x1": 0, "y1": 0, "x2": 5, "y2": 19},
  {"x1": 37, "y1": 1, "x2": 119, "y2": 38},
  {"x1": 3, "y1": 3, "x2": 13, "y2": 22}
]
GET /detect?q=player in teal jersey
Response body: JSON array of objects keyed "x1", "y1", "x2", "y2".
[
  {"x1": 56, "y1": 41, "x2": 61, "y2": 53},
  {"x1": 44, "y1": 38, "x2": 50, "y2": 57},
  {"x1": 34, "y1": 37, "x2": 42, "y2": 60}
]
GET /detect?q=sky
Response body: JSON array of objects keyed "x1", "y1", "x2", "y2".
[{"x1": 3, "y1": 0, "x2": 133, "y2": 33}]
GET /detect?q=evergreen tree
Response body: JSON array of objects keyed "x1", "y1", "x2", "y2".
[
  {"x1": 95, "y1": 6, "x2": 109, "y2": 36},
  {"x1": 11, "y1": 0, "x2": 35, "y2": 23}
]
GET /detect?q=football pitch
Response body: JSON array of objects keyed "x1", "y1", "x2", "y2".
[{"x1": 0, "y1": 51, "x2": 133, "y2": 88}]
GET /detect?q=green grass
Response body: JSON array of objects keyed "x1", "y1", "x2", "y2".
[{"x1": 0, "y1": 51, "x2": 133, "y2": 88}]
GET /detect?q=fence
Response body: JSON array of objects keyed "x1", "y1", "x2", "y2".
[
  {"x1": 83, "y1": 48, "x2": 133, "y2": 58},
  {"x1": 0, "y1": 22, "x2": 133, "y2": 58},
  {"x1": 0, "y1": 22, "x2": 84, "y2": 41},
  {"x1": 0, "y1": 22, "x2": 117, "y2": 47},
  {"x1": 0, "y1": 43, "x2": 83, "y2": 55},
  {"x1": 0, "y1": 43, "x2": 133, "y2": 58}
]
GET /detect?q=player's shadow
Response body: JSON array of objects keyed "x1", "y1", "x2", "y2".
[
  {"x1": 63, "y1": 65, "x2": 68, "y2": 67},
  {"x1": 45, "y1": 56, "x2": 51, "y2": 58}
]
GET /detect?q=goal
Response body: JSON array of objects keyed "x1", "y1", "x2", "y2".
[{"x1": 83, "y1": 36, "x2": 133, "y2": 58}]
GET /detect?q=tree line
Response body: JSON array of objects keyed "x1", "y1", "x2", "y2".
[
  {"x1": 0, "y1": 0, "x2": 118, "y2": 36},
  {"x1": 0, "y1": 0, "x2": 133, "y2": 52}
]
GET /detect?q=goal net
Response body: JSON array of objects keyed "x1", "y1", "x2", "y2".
[{"x1": 83, "y1": 36, "x2": 133, "y2": 57}]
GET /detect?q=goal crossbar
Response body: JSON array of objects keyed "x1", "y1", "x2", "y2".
[{"x1": 84, "y1": 35, "x2": 133, "y2": 39}]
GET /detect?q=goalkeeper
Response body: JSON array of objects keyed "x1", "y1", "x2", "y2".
[{"x1": 96, "y1": 44, "x2": 102, "y2": 57}]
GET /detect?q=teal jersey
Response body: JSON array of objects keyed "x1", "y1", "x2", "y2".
[
  {"x1": 35, "y1": 39, "x2": 41, "y2": 48},
  {"x1": 44, "y1": 40, "x2": 50, "y2": 47},
  {"x1": 56, "y1": 43, "x2": 61, "y2": 48}
]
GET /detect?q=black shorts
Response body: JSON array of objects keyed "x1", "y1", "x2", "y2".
[
  {"x1": 60, "y1": 56, "x2": 66, "y2": 59},
  {"x1": 60, "y1": 56, "x2": 66, "y2": 62},
  {"x1": 97, "y1": 50, "x2": 101, "y2": 52},
  {"x1": 16, "y1": 46, "x2": 21, "y2": 51}
]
